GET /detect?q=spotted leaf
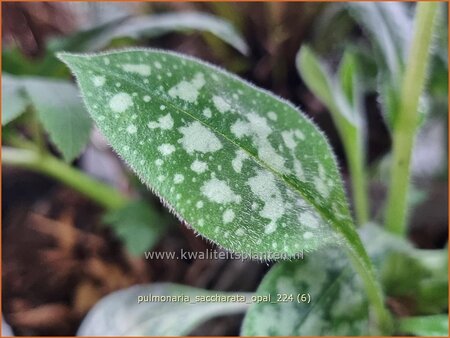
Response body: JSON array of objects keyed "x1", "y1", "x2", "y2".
[
  {"x1": 241, "y1": 247, "x2": 372, "y2": 336},
  {"x1": 58, "y1": 49, "x2": 363, "y2": 257}
]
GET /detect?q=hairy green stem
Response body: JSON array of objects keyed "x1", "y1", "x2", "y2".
[
  {"x1": 2, "y1": 147, "x2": 128, "y2": 210},
  {"x1": 340, "y1": 133, "x2": 388, "y2": 332},
  {"x1": 323, "y1": 106, "x2": 368, "y2": 226},
  {"x1": 344, "y1": 130, "x2": 369, "y2": 225},
  {"x1": 345, "y1": 244, "x2": 393, "y2": 334},
  {"x1": 385, "y1": 2, "x2": 438, "y2": 235}
]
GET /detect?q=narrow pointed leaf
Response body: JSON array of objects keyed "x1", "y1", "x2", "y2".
[
  {"x1": 76, "y1": 12, "x2": 248, "y2": 55},
  {"x1": 59, "y1": 49, "x2": 362, "y2": 257},
  {"x1": 296, "y1": 46, "x2": 337, "y2": 114},
  {"x1": 2, "y1": 74, "x2": 29, "y2": 125},
  {"x1": 348, "y1": 2, "x2": 412, "y2": 77},
  {"x1": 347, "y1": 2, "x2": 414, "y2": 132},
  {"x1": 296, "y1": 46, "x2": 356, "y2": 126},
  {"x1": 338, "y1": 50, "x2": 359, "y2": 111},
  {"x1": 23, "y1": 77, "x2": 92, "y2": 162},
  {"x1": 374, "y1": 2, "x2": 413, "y2": 60},
  {"x1": 241, "y1": 247, "x2": 371, "y2": 335},
  {"x1": 296, "y1": 47, "x2": 364, "y2": 183},
  {"x1": 77, "y1": 283, "x2": 250, "y2": 336},
  {"x1": 47, "y1": 16, "x2": 128, "y2": 53}
]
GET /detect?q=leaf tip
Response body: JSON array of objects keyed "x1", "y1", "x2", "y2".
[{"x1": 56, "y1": 52, "x2": 84, "y2": 70}]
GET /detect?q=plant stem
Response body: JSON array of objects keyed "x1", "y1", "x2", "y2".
[
  {"x1": 345, "y1": 130, "x2": 369, "y2": 225},
  {"x1": 385, "y1": 2, "x2": 438, "y2": 235},
  {"x1": 328, "y1": 83, "x2": 369, "y2": 227},
  {"x1": 329, "y1": 108, "x2": 368, "y2": 226},
  {"x1": 2, "y1": 146, "x2": 128, "y2": 210},
  {"x1": 30, "y1": 107, "x2": 46, "y2": 155},
  {"x1": 345, "y1": 243, "x2": 393, "y2": 334}
]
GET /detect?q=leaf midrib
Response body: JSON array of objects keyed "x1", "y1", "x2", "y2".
[{"x1": 77, "y1": 54, "x2": 348, "y2": 238}]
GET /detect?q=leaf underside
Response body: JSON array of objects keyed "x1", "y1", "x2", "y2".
[
  {"x1": 100, "y1": 12, "x2": 249, "y2": 55},
  {"x1": 59, "y1": 49, "x2": 359, "y2": 256},
  {"x1": 77, "y1": 283, "x2": 249, "y2": 336},
  {"x1": 58, "y1": 12, "x2": 248, "y2": 55},
  {"x1": 241, "y1": 247, "x2": 370, "y2": 336}
]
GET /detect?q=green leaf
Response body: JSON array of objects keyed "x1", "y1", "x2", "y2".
[
  {"x1": 378, "y1": 80, "x2": 400, "y2": 130},
  {"x1": 379, "y1": 78, "x2": 428, "y2": 132},
  {"x1": 77, "y1": 283, "x2": 250, "y2": 336},
  {"x1": 2, "y1": 47, "x2": 38, "y2": 76},
  {"x1": 33, "y1": 17, "x2": 130, "y2": 78},
  {"x1": 3, "y1": 12, "x2": 247, "y2": 79},
  {"x1": 296, "y1": 46, "x2": 336, "y2": 114},
  {"x1": 347, "y1": 3, "x2": 414, "y2": 132},
  {"x1": 2, "y1": 74, "x2": 29, "y2": 125},
  {"x1": 358, "y1": 223, "x2": 410, "y2": 264},
  {"x1": 348, "y1": 2, "x2": 412, "y2": 77},
  {"x1": 241, "y1": 246, "x2": 372, "y2": 335},
  {"x1": 296, "y1": 46, "x2": 357, "y2": 127},
  {"x1": 360, "y1": 224, "x2": 448, "y2": 315},
  {"x1": 297, "y1": 46, "x2": 369, "y2": 226},
  {"x1": 58, "y1": 49, "x2": 361, "y2": 257},
  {"x1": 398, "y1": 315, "x2": 448, "y2": 336},
  {"x1": 241, "y1": 224, "x2": 446, "y2": 336},
  {"x1": 371, "y1": 2, "x2": 412, "y2": 62},
  {"x1": 47, "y1": 16, "x2": 128, "y2": 53},
  {"x1": 23, "y1": 77, "x2": 92, "y2": 162},
  {"x1": 381, "y1": 248, "x2": 448, "y2": 315},
  {"x1": 338, "y1": 50, "x2": 360, "y2": 111},
  {"x1": 103, "y1": 200, "x2": 171, "y2": 256},
  {"x1": 70, "y1": 12, "x2": 248, "y2": 55}
]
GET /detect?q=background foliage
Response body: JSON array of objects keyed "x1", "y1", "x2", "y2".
[{"x1": 1, "y1": 2, "x2": 447, "y2": 336}]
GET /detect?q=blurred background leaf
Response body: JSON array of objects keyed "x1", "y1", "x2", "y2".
[
  {"x1": 77, "y1": 283, "x2": 250, "y2": 336},
  {"x1": 103, "y1": 200, "x2": 172, "y2": 256},
  {"x1": 2, "y1": 11, "x2": 249, "y2": 79},
  {"x1": 360, "y1": 225, "x2": 448, "y2": 317},
  {"x1": 22, "y1": 77, "x2": 92, "y2": 162},
  {"x1": 381, "y1": 248, "x2": 448, "y2": 315},
  {"x1": 2, "y1": 74, "x2": 30, "y2": 126},
  {"x1": 84, "y1": 12, "x2": 249, "y2": 55},
  {"x1": 398, "y1": 314, "x2": 448, "y2": 336},
  {"x1": 347, "y1": 2, "x2": 412, "y2": 78}
]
